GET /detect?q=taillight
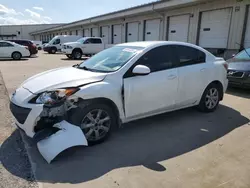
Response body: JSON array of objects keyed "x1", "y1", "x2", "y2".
[
  {"x1": 32, "y1": 44, "x2": 36, "y2": 48},
  {"x1": 223, "y1": 63, "x2": 228, "y2": 71}
]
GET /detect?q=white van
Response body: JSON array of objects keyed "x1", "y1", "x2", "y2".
[{"x1": 43, "y1": 35, "x2": 82, "y2": 54}]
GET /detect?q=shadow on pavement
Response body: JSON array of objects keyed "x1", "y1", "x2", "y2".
[
  {"x1": 1, "y1": 104, "x2": 249, "y2": 184},
  {"x1": 226, "y1": 87, "x2": 250, "y2": 99},
  {"x1": 60, "y1": 57, "x2": 89, "y2": 61},
  {"x1": 0, "y1": 59, "x2": 29, "y2": 61}
]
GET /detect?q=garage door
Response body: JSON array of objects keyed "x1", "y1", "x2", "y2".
[
  {"x1": 199, "y1": 8, "x2": 232, "y2": 48},
  {"x1": 144, "y1": 19, "x2": 161, "y2": 41},
  {"x1": 244, "y1": 6, "x2": 250, "y2": 48},
  {"x1": 83, "y1": 29, "x2": 90, "y2": 37},
  {"x1": 91, "y1": 27, "x2": 99, "y2": 37},
  {"x1": 168, "y1": 14, "x2": 190, "y2": 42},
  {"x1": 126, "y1": 22, "x2": 139, "y2": 42},
  {"x1": 101, "y1": 26, "x2": 109, "y2": 44},
  {"x1": 113, "y1": 24, "x2": 122, "y2": 44}
]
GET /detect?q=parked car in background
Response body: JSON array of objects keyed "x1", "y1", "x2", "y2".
[
  {"x1": 62, "y1": 37, "x2": 113, "y2": 59},
  {"x1": 0, "y1": 40, "x2": 30, "y2": 60},
  {"x1": 43, "y1": 35, "x2": 82, "y2": 54},
  {"x1": 32, "y1": 41, "x2": 43, "y2": 50},
  {"x1": 10, "y1": 41, "x2": 228, "y2": 149},
  {"x1": 7, "y1": 39, "x2": 38, "y2": 56},
  {"x1": 227, "y1": 48, "x2": 250, "y2": 89}
]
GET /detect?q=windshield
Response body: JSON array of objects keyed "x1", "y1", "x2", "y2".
[
  {"x1": 48, "y1": 37, "x2": 58, "y2": 44},
  {"x1": 234, "y1": 48, "x2": 250, "y2": 60},
  {"x1": 77, "y1": 38, "x2": 87, "y2": 43},
  {"x1": 78, "y1": 46, "x2": 144, "y2": 72}
]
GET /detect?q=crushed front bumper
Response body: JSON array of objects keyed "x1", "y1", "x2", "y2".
[{"x1": 9, "y1": 87, "x2": 88, "y2": 163}]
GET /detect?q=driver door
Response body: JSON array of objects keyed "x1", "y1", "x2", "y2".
[{"x1": 123, "y1": 45, "x2": 178, "y2": 119}]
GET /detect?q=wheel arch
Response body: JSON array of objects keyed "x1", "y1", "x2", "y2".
[
  {"x1": 76, "y1": 97, "x2": 121, "y2": 127},
  {"x1": 73, "y1": 48, "x2": 83, "y2": 54},
  {"x1": 205, "y1": 80, "x2": 224, "y2": 101}
]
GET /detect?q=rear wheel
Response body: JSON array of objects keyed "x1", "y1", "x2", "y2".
[
  {"x1": 69, "y1": 102, "x2": 116, "y2": 145},
  {"x1": 50, "y1": 48, "x2": 57, "y2": 54},
  {"x1": 72, "y1": 49, "x2": 82, "y2": 60},
  {"x1": 12, "y1": 52, "x2": 22, "y2": 60},
  {"x1": 198, "y1": 83, "x2": 221, "y2": 112}
]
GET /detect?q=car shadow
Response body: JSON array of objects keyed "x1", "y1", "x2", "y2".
[
  {"x1": 60, "y1": 57, "x2": 89, "y2": 61},
  {"x1": 226, "y1": 87, "x2": 250, "y2": 99},
  {"x1": 0, "y1": 105, "x2": 249, "y2": 184},
  {"x1": 0, "y1": 58, "x2": 29, "y2": 61}
]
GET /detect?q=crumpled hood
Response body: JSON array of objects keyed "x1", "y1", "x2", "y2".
[
  {"x1": 63, "y1": 42, "x2": 80, "y2": 47},
  {"x1": 21, "y1": 66, "x2": 107, "y2": 93}
]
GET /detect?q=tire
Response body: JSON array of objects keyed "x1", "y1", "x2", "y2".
[
  {"x1": 198, "y1": 83, "x2": 221, "y2": 113},
  {"x1": 69, "y1": 102, "x2": 116, "y2": 145},
  {"x1": 72, "y1": 49, "x2": 82, "y2": 60},
  {"x1": 66, "y1": 54, "x2": 72, "y2": 59},
  {"x1": 50, "y1": 48, "x2": 57, "y2": 54},
  {"x1": 12, "y1": 52, "x2": 22, "y2": 60}
]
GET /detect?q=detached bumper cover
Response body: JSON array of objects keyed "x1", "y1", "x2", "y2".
[{"x1": 37, "y1": 120, "x2": 88, "y2": 163}]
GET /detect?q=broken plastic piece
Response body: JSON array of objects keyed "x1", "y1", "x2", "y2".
[{"x1": 37, "y1": 120, "x2": 88, "y2": 163}]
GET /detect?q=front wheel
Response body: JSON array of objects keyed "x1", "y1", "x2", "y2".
[
  {"x1": 69, "y1": 102, "x2": 116, "y2": 145},
  {"x1": 198, "y1": 84, "x2": 221, "y2": 112},
  {"x1": 50, "y1": 48, "x2": 57, "y2": 54},
  {"x1": 72, "y1": 50, "x2": 82, "y2": 60}
]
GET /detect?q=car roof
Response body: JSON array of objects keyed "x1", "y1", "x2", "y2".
[
  {"x1": 117, "y1": 41, "x2": 213, "y2": 55},
  {"x1": 117, "y1": 41, "x2": 203, "y2": 48}
]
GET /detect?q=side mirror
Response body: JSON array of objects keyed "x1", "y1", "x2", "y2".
[{"x1": 132, "y1": 65, "x2": 151, "y2": 75}]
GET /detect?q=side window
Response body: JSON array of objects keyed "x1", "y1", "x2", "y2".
[
  {"x1": 53, "y1": 39, "x2": 60, "y2": 45},
  {"x1": 175, "y1": 45, "x2": 206, "y2": 67},
  {"x1": 91, "y1": 39, "x2": 102, "y2": 44},
  {"x1": 0, "y1": 42, "x2": 14, "y2": 47},
  {"x1": 135, "y1": 45, "x2": 176, "y2": 72},
  {"x1": 84, "y1": 39, "x2": 91, "y2": 44}
]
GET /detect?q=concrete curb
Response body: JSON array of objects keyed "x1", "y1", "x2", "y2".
[{"x1": 0, "y1": 70, "x2": 42, "y2": 188}]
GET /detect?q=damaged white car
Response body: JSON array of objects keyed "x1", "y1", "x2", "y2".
[{"x1": 10, "y1": 41, "x2": 228, "y2": 162}]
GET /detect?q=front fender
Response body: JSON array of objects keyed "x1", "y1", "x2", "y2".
[{"x1": 74, "y1": 81, "x2": 125, "y2": 120}]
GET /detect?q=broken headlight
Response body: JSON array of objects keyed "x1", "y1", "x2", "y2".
[{"x1": 33, "y1": 88, "x2": 79, "y2": 106}]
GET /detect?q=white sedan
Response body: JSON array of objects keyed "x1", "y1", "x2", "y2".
[
  {"x1": 0, "y1": 40, "x2": 30, "y2": 60},
  {"x1": 10, "y1": 41, "x2": 228, "y2": 162}
]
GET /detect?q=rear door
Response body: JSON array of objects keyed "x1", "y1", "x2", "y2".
[
  {"x1": 174, "y1": 45, "x2": 208, "y2": 107},
  {"x1": 168, "y1": 14, "x2": 190, "y2": 42},
  {"x1": 83, "y1": 38, "x2": 103, "y2": 54},
  {"x1": 0, "y1": 42, "x2": 15, "y2": 57},
  {"x1": 123, "y1": 45, "x2": 178, "y2": 118}
]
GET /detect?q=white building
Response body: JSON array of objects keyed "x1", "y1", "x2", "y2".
[
  {"x1": 0, "y1": 23, "x2": 63, "y2": 40},
  {"x1": 30, "y1": 0, "x2": 250, "y2": 58}
]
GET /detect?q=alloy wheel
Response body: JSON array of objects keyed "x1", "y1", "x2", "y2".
[
  {"x1": 81, "y1": 109, "x2": 111, "y2": 141},
  {"x1": 205, "y1": 88, "x2": 219, "y2": 109}
]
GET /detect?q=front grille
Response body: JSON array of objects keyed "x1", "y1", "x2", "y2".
[
  {"x1": 227, "y1": 70, "x2": 244, "y2": 78},
  {"x1": 9, "y1": 102, "x2": 31, "y2": 124}
]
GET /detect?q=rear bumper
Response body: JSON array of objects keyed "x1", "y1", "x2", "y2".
[{"x1": 29, "y1": 48, "x2": 38, "y2": 55}]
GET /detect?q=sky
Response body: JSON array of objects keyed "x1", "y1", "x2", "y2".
[{"x1": 0, "y1": 0, "x2": 155, "y2": 25}]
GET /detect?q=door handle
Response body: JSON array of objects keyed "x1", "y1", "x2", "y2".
[
  {"x1": 168, "y1": 74, "x2": 177, "y2": 80},
  {"x1": 200, "y1": 68, "x2": 206, "y2": 72}
]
